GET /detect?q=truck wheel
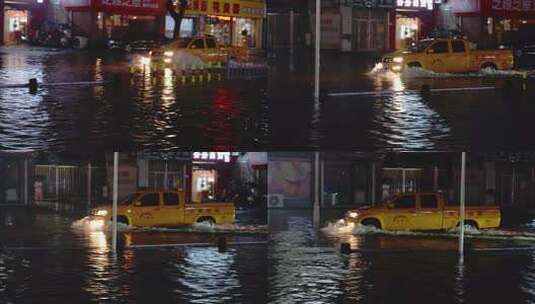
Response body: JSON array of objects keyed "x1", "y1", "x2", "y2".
[
  {"x1": 458, "y1": 220, "x2": 478, "y2": 230},
  {"x1": 361, "y1": 218, "x2": 381, "y2": 229},
  {"x1": 197, "y1": 216, "x2": 216, "y2": 225},
  {"x1": 407, "y1": 62, "x2": 422, "y2": 68},
  {"x1": 481, "y1": 62, "x2": 497, "y2": 71}
]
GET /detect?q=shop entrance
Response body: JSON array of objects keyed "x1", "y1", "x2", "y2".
[
  {"x1": 192, "y1": 169, "x2": 217, "y2": 202},
  {"x1": 353, "y1": 9, "x2": 388, "y2": 51},
  {"x1": 381, "y1": 168, "x2": 423, "y2": 199},
  {"x1": 0, "y1": 157, "x2": 29, "y2": 205},
  {"x1": 3, "y1": 8, "x2": 29, "y2": 45},
  {"x1": 396, "y1": 16, "x2": 419, "y2": 50}
]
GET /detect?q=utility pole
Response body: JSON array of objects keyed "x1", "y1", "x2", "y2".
[
  {"x1": 314, "y1": 0, "x2": 321, "y2": 101},
  {"x1": 459, "y1": 152, "x2": 466, "y2": 260},
  {"x1": 112, "y1": 152, "x2": 119, "y2": 253}
]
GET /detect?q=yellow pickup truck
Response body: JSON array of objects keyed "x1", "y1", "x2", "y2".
[
  {"x1": 149, "y1": 35, "x2": 247, "y2": 65},
  {"x1": 88, "y1": 190, "x2": 235, "y2": 227},
  {"x1": 379, "y1": 38, "x2": 513, "y2": 73},
  {"x1": 344, "y1": 192, "x2": 500, "y2": 231}
]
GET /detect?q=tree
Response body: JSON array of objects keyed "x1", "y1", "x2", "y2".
[{"x1": 166, "y1": 0, "x2": 189, "y2": 40}]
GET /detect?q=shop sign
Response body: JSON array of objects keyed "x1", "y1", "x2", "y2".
[
  {"x1": 397, "y1": 0, "x2": 434, "y2": 9},
  {"x1": 186, "y1": 0, "x2": 265, "y2": 18},
  {"x1": 193, "y1": 152, "x2": 231, "y2": 163},
  {"x1": 351, "y1": 0, "x2": 396, "y2": 8},
  {"x1": 139, "y1": 151, "x2": 192, "y2": 160},
  {"x1": 491, "y1": 0, "x2": 534, "y2": 11}
]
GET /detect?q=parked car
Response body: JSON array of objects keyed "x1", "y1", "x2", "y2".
[
  {"x1": 88, "y1": 190, "x2": 235, "y2": 227},
  {"x1": 344, "y1": 191, "x2": 501, "y2": 231},
  {"x1": 378, "y1": 38, "x2": 514, "y2": 73}
]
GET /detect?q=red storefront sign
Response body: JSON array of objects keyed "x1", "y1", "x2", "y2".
[
  {"x1": 62, "y1": 0, "x2": 166, "y2": 15},
  {"x1": 452, "y1": 0, "x2": 535, "y2": 16}
]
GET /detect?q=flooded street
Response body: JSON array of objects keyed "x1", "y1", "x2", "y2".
[
  {"x1": 1, "y1": 47, "x2": 535, "y2": 151},
  {"x1": 0, "y1": 207, "x2": 267, "y2": 303},
  {"x1": 268, "y1": 210, "x2": 535, "y2": 303}
]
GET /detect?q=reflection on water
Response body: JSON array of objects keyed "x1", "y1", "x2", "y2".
[
  {"x1": 268, "y1": 210, "x2": 535, "y2": 303},
  {"x1": 0, "y1": 47, "x2": 268, "y2": 151}
]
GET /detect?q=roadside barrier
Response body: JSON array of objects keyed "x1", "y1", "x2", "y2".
[{"x1": 129, "y1": 60, "x2": 268, "y2": 84}]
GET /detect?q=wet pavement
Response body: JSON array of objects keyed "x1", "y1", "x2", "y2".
[
  {"x1": 1, "y1": 46, "x2": 535, "y2": 152},
  {"x1": 0, "y1": 207, "x2": 267, "y2": 303},
  {"x1": 267, "y1": 210, "x2": 535, "y2": 303}
]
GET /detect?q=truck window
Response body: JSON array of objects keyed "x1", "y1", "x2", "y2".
[
  {"x1": 429, "y1": 41, "x2": 449, "y2": 54},
  {"x1": 191, "y1": 39, "x2": 205, "y2": 49},
  {"x1": 391, "y1": 195, "x2": 416, "y2": 209},
  {"x1": 206, "y1": 38, "x2": 216, "y2": 49},
  {"x1": 163, "y1": 192, "x2": 179, "y2": 206},
  {"x1": 420, "y1": 195, "x2": 438, "y2": 209},
  {"x1": 451, "y1": 41, "x2": 466, "y2": 53},
  {"x1": 139, "y1": 193, "x2": 160, "y2": 206}
]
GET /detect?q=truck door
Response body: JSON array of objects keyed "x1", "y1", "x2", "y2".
[
  {"x1": 414, "y1": 193, "x2": 443, "y2": 230},
  {"x1": 162, "y1": 192, "x2": 184, "y2": 226},
  {"x1": 131, "y1": 192, "x2": 161, "y2": 226},
  {"x1": 449, "y1": 40, "x2": 469, "y2": 72},
  {"x1": 383, "y1": 194, "x2": 418, "y2": 230},
  {"x1": 425, "y1": 40, "x2": 450, "y2": 73}
]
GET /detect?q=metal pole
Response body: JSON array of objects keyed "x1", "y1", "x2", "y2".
[
  {"x1": 87, "y1": 162, "x2": 92, "y2": 209},
  {"x1": 313, "y1": 152, "x2": 320, "y2": 227},
  {"x1": 55, "y1": 166, "x2": 59, "y2": 202},
  {"x1": 112, "y1": 152, "x2": 119, "y2": 253},
  {"x1": 434, "y1": 165, "x2": 438, "y2": 191},
  {"x1": 314, "y1": 0, "x2": 321, "y2": 101},
  {"x1": 402, "y1": 169, "x2": 406, "y2": 192},
  {"x1": 459, "y1": 152, "x2": 466, "y2": 259}
]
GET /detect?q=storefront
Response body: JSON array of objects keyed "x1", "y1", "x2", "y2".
[
  {"x1": 451, "y1": 0, "x2": 535, "y2": 46},
  {"x1": 1, "y1": 0, "x2": 46, "y2": 45},
  {"x1": 174, "y1": 0, "x2": 265, "y2": 48},
  {"x1": 191, "y1": 152, "x2": 238, "y2": 202},
  {"x1": 62, "y1": 0, "x2": 166, "y2": 43},
  {"x1": 394, "y1": 0, "x2": 435, "y2": 49}
]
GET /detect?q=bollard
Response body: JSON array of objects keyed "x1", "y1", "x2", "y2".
[
  {"x1": 522, "y1": 71, "x2": 528, "y2": 92},
  {"x1": 340, "y1": 243, "x2": 351, "y2": 254},
  {"x1": 206, "y1": 63, "x2": 212, "y2": 82},
  {"x1": 29, "y1": 78, "x2": 38, "y2": 93},
  {"x1": 191, "y1": 64, "x2": 196, "y2": 83},
  {"x1": 217, "y1": 237, "x2": 227, "y2": 253}
]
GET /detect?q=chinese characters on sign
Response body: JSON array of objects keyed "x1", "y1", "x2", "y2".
[
  {"x1": 492, "y1": 0, "x2": 534, "y2": 11},
  {"x1": 100, "y1": 0, "x2": 160, "y2": 9},
  {"x1": 397, "y1": 0, "x2": 434, "y2": 9},
  {"x1": 351, "y1": 0, "x2": 396, "y2": 8},
  {"x1": 193, "y1": 152, "x2": 231, "y2": 163}
]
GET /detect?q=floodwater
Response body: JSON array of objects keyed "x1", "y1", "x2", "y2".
[
  {"x1": 1, "y1": 47, "x2": 535, "y2": 151},
  {"x1": 0, "y1": 207, "x2": 267, "y2": 303},
  {"x1": 267, "y1": 210, "x2": 535, "y2": 303}
]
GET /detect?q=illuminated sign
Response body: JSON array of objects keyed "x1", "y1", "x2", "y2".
[
  {"x1": 193, "y1": 152, "x2": 231, "y2": 163},
  {"x1": 397, "y1": 0, "x2": 434, "y2": 9},
  {"x1": 492, "y1": 0, "x2": 534, "y2": 11},
  {"x1": 351, "y1": 0, "x2": 396, "y2": 8}
]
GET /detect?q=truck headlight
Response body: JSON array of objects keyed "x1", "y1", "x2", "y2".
[
  {"x1": 95, "y1": 210, "x2": 108, "y2": 216},
  {"x1": 164, "y1": 51, "x2": 174, "y2": 57},
  {"x1": 348, "y1": 211, "x2": 358, "y2": 218},
  {"x1": 393, "y1": 57, "x2": 403, "y2": 63}
]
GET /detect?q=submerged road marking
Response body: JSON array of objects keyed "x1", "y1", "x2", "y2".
[{"x1": 328, "y1": 86, "x2": 497, "y2": 97}]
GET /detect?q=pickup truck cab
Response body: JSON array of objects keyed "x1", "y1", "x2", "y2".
[
  {"x1": 344, "y1": 192, "x2": 500, "y2": 231},
  {"x1": 380, "y1": 38, "x2": 513, "y2": 73},
  {"x1": 150, "y1": 35, "x2": 247, "y2": 65},
  {"x1": 89, "y1": 190, "x2": 235, "y2": 227}
]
